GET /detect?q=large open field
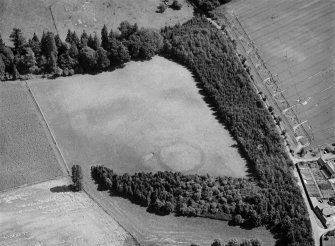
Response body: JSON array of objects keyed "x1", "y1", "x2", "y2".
[
  {"x1": 0, "y1": 82, "x2": 63, "y2": 191},
  {"x1": 0, "y1": 0, "x2": 193, "y2": 44},
  {"x1": 28, "y1": 56, "x2": 275, "y2": 245},
  {"x1": 215, "y1": 0, "x2": 335, "y2": 149},
  {"x1": 28, "y1": 56, "x2": 247, "y2": 178},
  {"x1": 0, "y1": 177, "x2": 130, "y2": 246}
]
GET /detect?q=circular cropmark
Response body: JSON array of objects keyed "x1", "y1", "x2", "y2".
[{"x1": 158, "y1": 142, "x2": 205, "y2": 173}]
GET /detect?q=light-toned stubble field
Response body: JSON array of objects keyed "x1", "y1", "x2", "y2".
[
  {"x1": 0, "y1": 177, "x2": 130, "y2": 246},
  {"x1": 27, "y1": 56, "x2": 275, "y2": 245}
]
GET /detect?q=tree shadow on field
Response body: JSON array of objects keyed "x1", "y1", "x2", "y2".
[
  {"x1": 162, "y1": 55, "x2": 257, "y2": 178},
  {"x1": 50, "y1": 185, "x2": 73, "y2": 193}
]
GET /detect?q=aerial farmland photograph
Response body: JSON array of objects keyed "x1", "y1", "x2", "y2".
[{"x1": 0, "y1": 0, "x2": 334, "y2": 245}]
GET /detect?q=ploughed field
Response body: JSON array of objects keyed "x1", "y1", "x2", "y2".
[
  {"x1": 0, "y1": 177, "x2": 130, "y2": 246},
  {"x1": 218, "y1": 0, "x2": 335, "y2": 148},
  {"x1": 28, "y1": 56, "x2": 275, "y2": 245},
  {"x1": 0, "y1": 0, "x2": 193, "y2": 43},
  {"x1": 0, "y1": 82, "x2": 63, "y2": 191}
]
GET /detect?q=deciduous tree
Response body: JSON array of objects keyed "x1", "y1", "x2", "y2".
[
  {"x1": 79, "y1": 46, "x2": 97, "y2": 72},
  {"x1": 96, "y1": 47, "x2": 110, "y2": 70}
]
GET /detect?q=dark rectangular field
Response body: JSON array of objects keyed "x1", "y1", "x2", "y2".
[{"x1": 0, "y1": 82, "x2": 63, "y2": 191}]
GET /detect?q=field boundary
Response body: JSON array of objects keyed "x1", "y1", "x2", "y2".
[
  {"x1": 49, "y1": 5, "x2": 60, "y2": 36},
  {"x1": 203, "y1": 16, "x2": 295, "y2": 148},
  {"x1": 25, "y1": 82, "x2": 70, "y2": 175},
  {"x1": 185, "y1": 1, "x2": 302, "y2": 147},
  {"x1": 213, "y1": 12, "x2": 303, "y2": 147},
  {"x1": 25, "y1": 81, "x2": 141, "y2": 246},
  {"x1": 227, "y1": 11, "x2": 312, "y2": 146}
]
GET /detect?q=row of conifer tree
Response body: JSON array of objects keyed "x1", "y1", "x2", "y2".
[{"x1": 0, "y1": 21, "x2": 163, "y2": 79}]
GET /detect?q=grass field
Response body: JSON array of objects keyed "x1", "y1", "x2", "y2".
[
  {"x1": 28, "y1": 56, "x2": 247, "y2": 178},
  {"x1": 28, "y1": 56, "x2": 275, "y2": 245},
  {"x1": 0, "y1": 0, "x2": 194, "y2": 44},
  {"x1": 0, "y1": 177, "x2": 130, "y2": 246},
  {"x1": 215, "y1": 0, "x2": 335, "y2": 149},
  {"x1": 0, "y1": 82, "x2": 63, "y2": 191}
]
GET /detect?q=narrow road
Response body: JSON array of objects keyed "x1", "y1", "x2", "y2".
[{"x1": 293, "y1": 169, "x2": 326, "y2": 246}]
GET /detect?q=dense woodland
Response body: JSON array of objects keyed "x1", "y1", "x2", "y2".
[
  {"x1": 0, "y1": 22, "x2": 163, "y2": 79},
  {"x1": 160, "y1": 17, "x2": 313, "y2": 246},
  {"x1": 92, "y1": 166, "x2": 264, "y2": 224},
  {"x1": 0, "y1": 14, "x2": 313, "y2": 246},
  {"x1": 197, "y1": 238, "x2": 263, "y2": 246}
]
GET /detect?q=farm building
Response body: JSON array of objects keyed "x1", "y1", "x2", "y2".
[
  {"x1": 323, "y1": 207, "x2": 335, "y2": 217},
  {"x1": 314, "y1": 206, "x2": 329, "y2": 228},
  {"x1": 318, "y1": 157, "x2": 335, "y2": 178},
  {"x1": 325, "y1": 146, "x2": 333, "y2": 154},
  {"x1": 323, "y1": 162, "x2": 335, "y2": 178},
  {"x1": 318, "y1": 157, "x2": 327, "y2": 166}
]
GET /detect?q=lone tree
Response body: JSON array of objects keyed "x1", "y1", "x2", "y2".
[
  {"x1": 157, "y1": 3, "x2": 167, "y2": 13},
  {"x1": 71, "y1": 165, "x2": 83, "y2": 191},
  {"x1": 171, "y1": 0, "x2": 183, "y2": 10}
]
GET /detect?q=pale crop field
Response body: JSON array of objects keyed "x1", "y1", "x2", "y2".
[
  {"x1": 28, "y1": 56, "x2": 275, "y2": 245},
  {"x1": 28, "y1": 56, "x2": 248, "y2": 178},
  {"x1": 0, "y1": 0, "x2": 194, "y2": 44},
  {"x1": 0, "y1": 177, "x2": 131, "y2": 246},
  {"x1": 0, "y1": 82, "x2": 63, "y2": 191},
  {"x1": 217, "y1": 0, "x2": 335, "y2": 149}
]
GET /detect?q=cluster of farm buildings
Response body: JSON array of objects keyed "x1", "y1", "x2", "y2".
[{"x1": 297, "y1": 157, "x2": 335, "y2": 228}]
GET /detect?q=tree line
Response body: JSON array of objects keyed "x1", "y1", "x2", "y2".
[
  {"x1": 203, "y1": 238, "x2": 263, "y2": 246},
  {"x1": 0, "y1": 21, "x2": 163, "y2": 80},
  {"x1": 91, "y1": 166, "x2": 267, "y2": 226}
]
